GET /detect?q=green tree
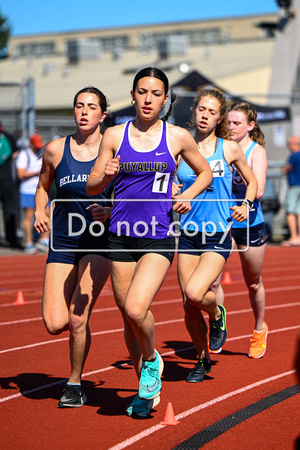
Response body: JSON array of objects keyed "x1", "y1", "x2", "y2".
[{"x1": 0, "y1": 11, "x2": 11, "y2": 57}]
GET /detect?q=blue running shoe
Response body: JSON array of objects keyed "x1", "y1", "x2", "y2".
[
  {"x1": 209, "y1": 305, "x2": 227, "y2": 352},
  {"x1": 186, "y1": 358, "x2": 211, "y2": 383},
  {"x1": 139, "y1": 350, "x2": 164, "y2": 400},
  {"x1": 126, "y1": 393, "x2": 160, "y2": 417},
  {"x1": 58, "y1": 384, "x2": 87, "y2": 408}
]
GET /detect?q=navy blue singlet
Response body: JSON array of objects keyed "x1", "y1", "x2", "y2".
[{"x1": 47, "y1": 135, "x2": 113, "y2": 262}]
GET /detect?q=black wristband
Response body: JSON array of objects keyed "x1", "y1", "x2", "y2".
[{"x1": 243, "y1": 199, "x2": 253, "y2": 208}]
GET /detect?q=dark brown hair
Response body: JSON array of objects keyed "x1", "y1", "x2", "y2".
[
  {"x1": 193, "y1": 89, "x2": 231, "y2": 139},
  {"x1": 73, "y1": 86, "x2": 108, "y2": 113}
]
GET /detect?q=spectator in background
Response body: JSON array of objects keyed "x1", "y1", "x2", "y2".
[
  {"x1": 281, "y1": 135, "x2": 300, "y2": 246},
  {"x1": 16, "y1": 133, "x2": 49, "y2": 254},
  {"x1": 0, "y1": 122, "x2": 22, "y2": 249}
]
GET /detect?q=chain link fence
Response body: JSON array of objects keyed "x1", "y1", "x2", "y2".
[
  {"x1": 0, "y1": 79, "x2": 35, "y2": 243},
  {"x1": 0, "y1": 79, "x2": 35, "y2": 142}
]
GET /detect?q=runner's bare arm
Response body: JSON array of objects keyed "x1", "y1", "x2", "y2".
[{"x1": 86, "y1": 126, "x2": 121, "y2": 195}]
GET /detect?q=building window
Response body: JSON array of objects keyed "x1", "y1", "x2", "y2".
[
  {"x1": 97, "y1": 36, "x2": 129, "y2": 51},
  {"x1": 17, "y1": 42, "x2": 56, "y2": 57},
  {"x1": 152, "y1": 28, "x2": 221, "y2": 46},
  {"x1": 187, "y1": 28, "x2": 221, "y2": 45}
]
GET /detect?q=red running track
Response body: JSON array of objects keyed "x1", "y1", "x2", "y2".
[{"x1": 0, "y1": 245, "x2": 299, "y2": 449}]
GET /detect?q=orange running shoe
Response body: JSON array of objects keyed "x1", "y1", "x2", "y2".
[
  {"x1": 248, "y1": 322, "x2": 268, "y2": 359},
  {"x1": 208, "y1": 344, "x2": 222, "y2": 354}
]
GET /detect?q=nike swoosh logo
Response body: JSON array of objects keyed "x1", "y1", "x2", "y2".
[
  {"x1": 214, "y1": 246, "x2": 224, "y2": 250},
  {"x1": 220, "y1": 306, "x2": 226, "y2": 331},
  {"x1": 250, "y1": 238, "x2": 261, "y2": 243},
  {"x1": 147, "y1": 379, "x2": 159, "y2": 392},
  {"x1": 156, "y1": 152, "x2": 166, "y2": 156}
]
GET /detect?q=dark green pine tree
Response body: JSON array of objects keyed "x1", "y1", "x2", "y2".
[{"x1": 0, "y1": 11, "x2": 11, "y2": 58}]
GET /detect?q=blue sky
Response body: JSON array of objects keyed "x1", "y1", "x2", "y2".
[{"x1": 1, "y1": 0, "x2": 279, "y2": 36}]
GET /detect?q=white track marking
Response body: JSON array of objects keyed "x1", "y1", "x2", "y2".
[
  {"x1": 0, "y1": 302, "x2": 299, "y2": 352},
  {"x1": 108, "y1": 370, "x2": 296, "y2": 450},
  {"x1": 0, "y1": 326, "x2": 298, "y2": 403}
]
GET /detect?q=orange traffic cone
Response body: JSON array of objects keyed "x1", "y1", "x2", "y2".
[
  {"x1": 13, "y1": 290, "x2": 27, "y2": 305},
  {"x1": 160, "y1": 402, "x2": 180, "y2": 425},
  {"x1": 221, "y1": 271, "x2": 233, "y2": 285}
]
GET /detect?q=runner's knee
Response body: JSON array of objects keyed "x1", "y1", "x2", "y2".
[
  {"x1": 43, "y1": 313, "x2": 68, "y2": 335},
  {"x1": 69, "y1": 312, "x2": 88, "y2": 335}
]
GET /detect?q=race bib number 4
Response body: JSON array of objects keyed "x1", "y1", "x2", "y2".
[{"x1": 209, "y1": 159, "x2": 224, "y2": 177}]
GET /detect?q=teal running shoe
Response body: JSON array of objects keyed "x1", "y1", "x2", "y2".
[
  {"x1": 126, "y1": 393, "x2": 160, "y2": 417},
  {"x1": 139, "y1": 350, "x2": 164, "y2": 400}
]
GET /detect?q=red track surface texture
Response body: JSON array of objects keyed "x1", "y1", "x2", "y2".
[{"x1": 0, "y1": 246, "x2": 299, "y2": 449}]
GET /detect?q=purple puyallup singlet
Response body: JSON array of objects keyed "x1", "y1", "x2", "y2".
[{"x1": 109, "y1": 120, "x2": 176, "y2": 239}]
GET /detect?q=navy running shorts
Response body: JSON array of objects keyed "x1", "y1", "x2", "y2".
[
  {"x1": 178, "y1": 230, "x2": 231, "y2": 260},
  {"x1": 232, "y1": 222, "x2": 267, "y2": 247},
  {"x1": 46, "y1": 248, "x2": 109, "y2": 266}
]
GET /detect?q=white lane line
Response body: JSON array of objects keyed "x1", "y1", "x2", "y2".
[
  {"x1": 0, "y1": 327, "x2": 298, "y2": 404},
  {"x1": 0, "y1": 270, "x2": 299, "y2": 304},
  {"x1": 0, "y1": 287, "x2": 112, "y2": 303},
  {"x1": 0, "y1": 299, "x2": 300, "y2": 354},
  {"x1": 1, "y1": 317, "x2": 42, "y2": 326},
  {"x1": 1, "y1": 285, "x2": 300, "y2": 325},
  {"x1": 1, "y1": 302, "x2": 299, "y2": 353},
  {"x1": 108, "y1": 370, "x2": 296, "y2": 450}
]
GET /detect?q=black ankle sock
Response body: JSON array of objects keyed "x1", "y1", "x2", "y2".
[{"x1": 142, "y1": 356, "x2": 156, "y2": 363}]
